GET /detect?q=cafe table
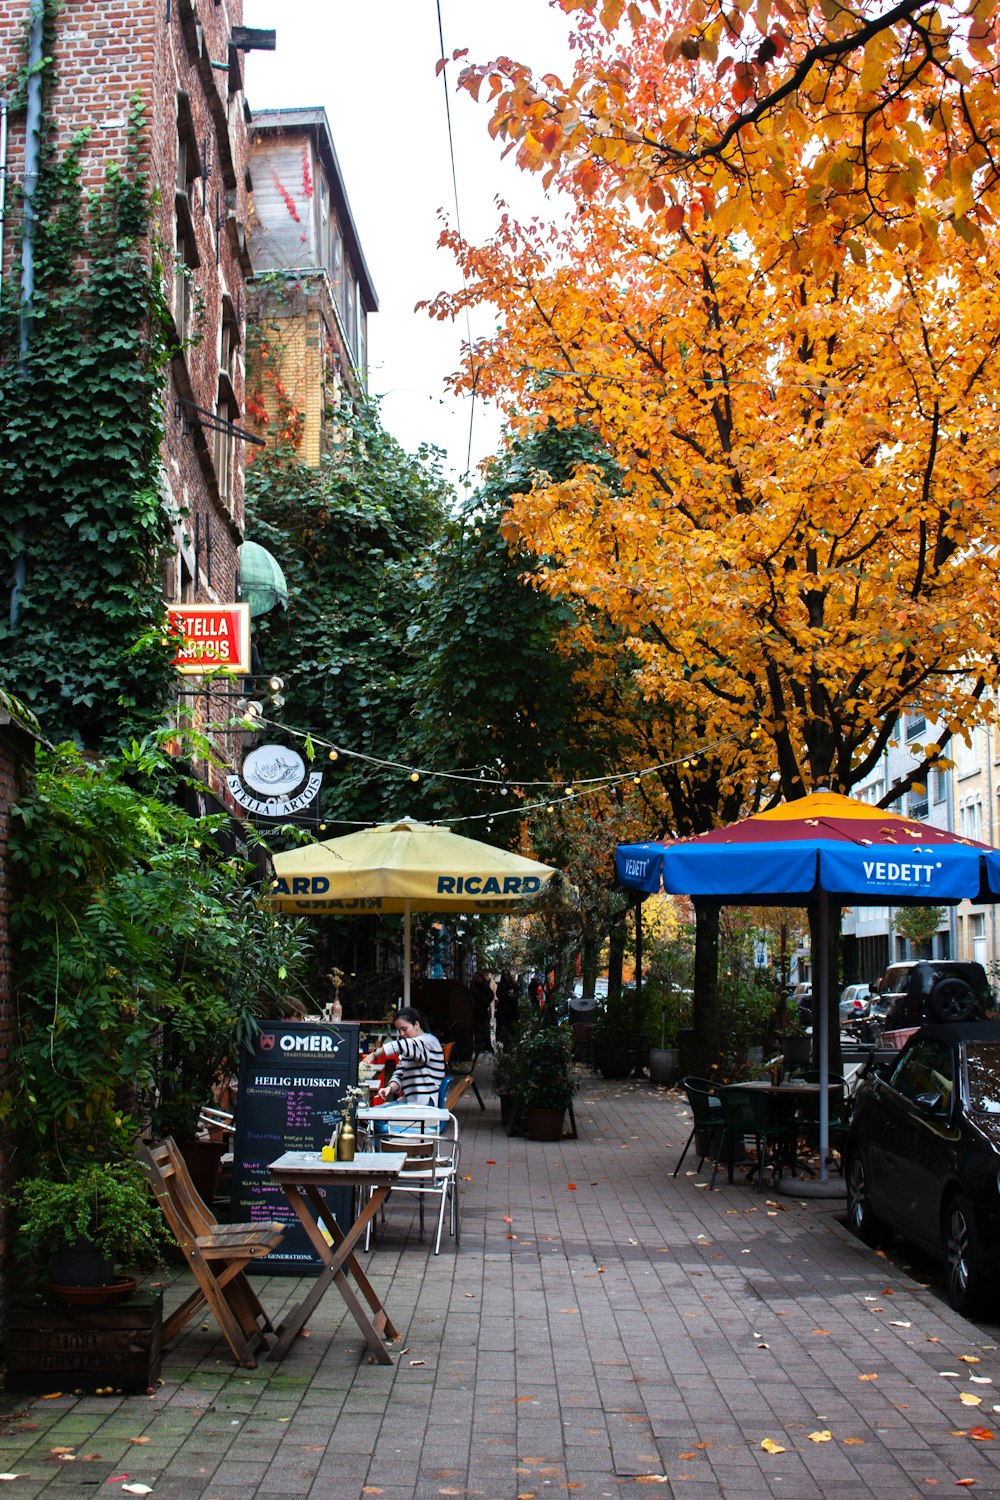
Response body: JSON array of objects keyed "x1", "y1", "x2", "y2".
[
  {"x1": 267, "y1": 1149, "x2": 406, "y2": 1364},
  {"x1": 718, "y1": 1080, "x2": 821, "y2": 1182}
]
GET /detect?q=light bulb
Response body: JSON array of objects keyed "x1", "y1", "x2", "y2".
[
  {"x1": 328, "y1": 749, "x2": 339, "y2": 761},
  {"x1": 409, "y1": 771, "x2": 420, "y2": 783},
  {"x1": 271, "y1": 694, "x2": 285, "y2": 709},
  {"x1": 268, "y1": 675, "x2": 284, "y2": 692}
]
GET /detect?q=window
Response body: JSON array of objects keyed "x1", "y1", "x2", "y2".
[
  {"x1": 932, "y1": 767, "x2": 948, "y2": 803},
  {"x1": 220, "y1": 294, "x2": 240, "y2": 384},
  {"x1": 971, "y1": 912, "x2": 987, "y2": 967},
  {"x1": 214, "y1": 387, "x2": 236, "y2": 507},
  {"x1": 174, "y1": 96, "x2": 202, "y2": 344},
  {"x1": 906, "y1": 713, "x2": 926, "y2": 740},
  {"x1": 956, "y1": 729, "x2": 980, "y2": 778},
  {"x1": 908, "y1": 790, "x2": 929, "y2": 821},
  {"x1": 891, "y1": 1037, "x2": 954, "y2": 1109},
  {"x1": 959, "y1": 800, "x2": 983, "y2": 841}
]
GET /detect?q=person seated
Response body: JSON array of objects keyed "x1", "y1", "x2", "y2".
[{"x1": 361, "y1": 1008, "x2": 445, "y2": 1107}]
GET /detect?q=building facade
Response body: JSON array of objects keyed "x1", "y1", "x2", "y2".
[{"x1": 246, "y1": 107, "x2": 377, "y2": 464}]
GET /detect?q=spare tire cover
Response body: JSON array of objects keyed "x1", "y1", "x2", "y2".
[{"x1": 928, "y1": 977, "x2": 976, "y2": 1022}]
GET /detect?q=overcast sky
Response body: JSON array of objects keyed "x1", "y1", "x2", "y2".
[{"x1": 241, "y1": 0, "x2": 574, "y2": 499}]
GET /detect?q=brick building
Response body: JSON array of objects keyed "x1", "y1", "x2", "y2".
[
  {"x1": 246, "y1": 107, "x2": 377, "y2": 464},
  {"x1": 0, "y1": 0, "x2": 269, "y2": 786}
]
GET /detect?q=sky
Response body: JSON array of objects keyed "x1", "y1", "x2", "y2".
[{"x1": 241, "y1": 0, "x2": 575, "y2": 500}]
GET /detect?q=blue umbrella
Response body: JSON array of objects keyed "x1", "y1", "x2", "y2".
[{"x1": 617, "y1": 790, "x2": 1000, "y2": 1182}]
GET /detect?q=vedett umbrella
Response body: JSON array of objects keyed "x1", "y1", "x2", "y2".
[
  {"x1": 616, "y1": 790, "x2": 1000, "y2": 1181},
  {"x1": 268, "y1": 819, "x2": 559, "y2": 1003}
]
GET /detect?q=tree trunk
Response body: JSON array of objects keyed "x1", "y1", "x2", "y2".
[
  {"x1": 581, "y1": 914, "x2": 601, "y2": 998},
  {"x1": 684, "y1": 902, "x2": 722, "y2": 1076},
  {"x1": 607, "y1": 921, "x2": 626, "y2": 1004},
  {"x1": 808, "y1": 906, "x2": 843, "y2": 1079}
]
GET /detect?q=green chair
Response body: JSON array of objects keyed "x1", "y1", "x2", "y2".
[
  {"x1": 673, "y1": 1076, "x2": 723, "y2": 1177},
  {"x1": 796, "y1": 1071, "x2": 851, "y2": 1173},
  {"x1": 710, "y1": 1086, "x2": 790, "y2": 1193}
]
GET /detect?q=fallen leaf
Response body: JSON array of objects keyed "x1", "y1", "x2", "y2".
[
  {"x1": 808, "y1": 1430, "x2": 833, "y2": 1442},
  {"x1": 503, "y1": 1216, "x2": 513, "y2": 1224},
  {"x1": 889, "y1": 1320, "x2": 912, "y2": 1328},
  {"x1": 941, "y1": 1372, "x2": 961, "y2": 1378},
  {"x1": 127, "y1": 1438, "x2": 150, "y2": 1446},
  {"x1": 760, "y1": 1438, "x2": 786, "y2": 1454},
  {"x1": 122, "y1": 1488, "x2": 153, "y2": 1496},
  {"x1": 514, "y1": 1396, "x2": 536, "y2": 1403},
  {"x1": 50, "y1": 1448, "x2": 75, "y2": 1455},
  {"x1": 464, "y1": 1293, "x2": 476, "y2": 1299},
  {"x1": 970, "y1": 1376, "x2": 992, "y2": 1384},
  {"x1": 408, "y1": 1360, "x2": 426, "y2": 1366},
  {"x1": 485, "y1": 1160, "x2": 496, "y2": 1165},
  {"x1": 635, "y1": 1478, "x2": 669, "y2": 1484},
  {"x1": 955, "y1": 1480, "x2": 976, "y2": 1486},
  {"x1": 960, "y1": 1356, "x2": 982, "y2": 1364},
  {"x1": 566, "y1": 1184, "x2": 576, "y2": 1190},
  {"x1": 960, "y1": 1394, "x2": 983, "y2": 1406},
  {"x1": 362, "y1": 1489, "x2": 384, "y2": 1495},
  {"x1": 968, "y1": 1427, "x2": 994, "y2": 1441},
  {"x1": 40, "y1": 1393, "x2": 62, "y2": 1400},
  {"x1": 812, "y1": 1329, "x2": 830, "y2": 1336},
  {"x1": 843, "y1": 1438, "x2": 865, "y2": 1446},
  {"x1": 858, "y1": 1373, "x2": 878, "y2": 1382}
]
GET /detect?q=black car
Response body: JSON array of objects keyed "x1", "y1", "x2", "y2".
[
  {"x1": 846, "y1": 1023, "x2": 1000, "y2": 1315},
  {"x1": 877, "y1": 960, "x2": 994, "y2": 1030}
]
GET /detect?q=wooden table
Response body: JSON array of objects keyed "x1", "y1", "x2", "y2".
[{"x1": 267, "y1": 1150, "x2": 406, "y2": 1364}]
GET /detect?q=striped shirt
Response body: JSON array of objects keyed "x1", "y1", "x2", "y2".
[{"x1": 381, "y1": 1032, "x2": 446, "y2": 1106}]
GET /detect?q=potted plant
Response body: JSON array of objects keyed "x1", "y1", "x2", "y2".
[
  {"x1": 490, "y1": 1034, "x2": 523, "y2": 1126},
  {"x1": 592, "y1": 987, "x2": 647, "y2": 1079},
  {"x1": 514, "y1": 1025, "x2": 578, "y2": 1140},
  {"x1": 8, "y1": 1160, "x2": 168, "y2": 1301},
  {"x1": 647, "y1": 984, "x2": 686, "y2": 1087}
]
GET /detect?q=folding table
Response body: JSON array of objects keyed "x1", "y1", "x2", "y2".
[{"x1": 267, "y1": 1150, "x2": 406, "y2": 1364}]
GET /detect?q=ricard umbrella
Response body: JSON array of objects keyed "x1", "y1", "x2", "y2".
[
  {"x1": 269, "y1": 819, "x2": 559, "y2": 1003},
  {"x1": 616, "y1": 789, "x2": 1000, "y2": 1182}
]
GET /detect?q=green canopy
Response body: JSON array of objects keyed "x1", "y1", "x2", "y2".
[{"x1": 239, "y1": 541, "x2": 288, "y2": 619}]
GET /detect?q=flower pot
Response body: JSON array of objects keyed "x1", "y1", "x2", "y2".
[
  {"x1": 49, "y1": 1239, "x2": 116, "y2": 1289},
  {"x1": 648, "y1": 1047, "x2": 680, "y2": 1086},
  {"x1": 524, "y1": 1106, "x2": 566, "y2": 1141},
  {"x1": 177, "y1": 1138, "x2": 225, "y2": 1205},
  {"x1": 499, "y1": 1095, "x2": 518, "y2": 1127},
  {"x1": 45, "y1": 1273, "x2": 138, "y2": 1307}
]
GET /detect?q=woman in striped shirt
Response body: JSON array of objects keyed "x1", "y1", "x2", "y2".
[{"x1": 363, "y1": 1008, "x2": 445, "y2": 1107}]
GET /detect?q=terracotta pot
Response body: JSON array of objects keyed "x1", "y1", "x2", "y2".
[
  {"x1": 648, "y1": 1047, "x2": 680, "y2": 1086},
  {"x1": 46, "y1": 1274, "x2": 138, "y2": 1307},
  {"x1": 524, "y1": 1106, "x2": 566, "y2": 1141}
]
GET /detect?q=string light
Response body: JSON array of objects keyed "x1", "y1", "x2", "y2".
[{"x1": 248, "y1": 714, "x2": 759, "y2": 826}]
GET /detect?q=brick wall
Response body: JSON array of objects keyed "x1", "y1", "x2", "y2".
[{"x1": 0, "y1": 0, "x2": 251, "y2": 799}]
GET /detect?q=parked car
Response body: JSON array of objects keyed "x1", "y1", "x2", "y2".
[
  {"x1": 839, "y1": 983, "x2": 874, "y2": 1027},
  {"x1": 846, "y1": 1022, "x2": 1000, "y2": 1315},
  {"x1": 876, "y1": 960, "x2": 994, "y2": 1047}
]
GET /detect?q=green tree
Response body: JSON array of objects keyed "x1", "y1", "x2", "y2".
[{"x1": 244, "y1": 402, "x2": 450, "y2": 826}]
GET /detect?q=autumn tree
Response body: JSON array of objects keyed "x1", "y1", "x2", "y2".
[{"x1": 455, "y1": 0, "x2": 999, "y2": 265}]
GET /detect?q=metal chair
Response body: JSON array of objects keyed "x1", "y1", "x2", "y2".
[
  {"x1": 673, "y1": 1076, "x2": 724, "y2": 1177},
  {"x1": 710, "y1": 1086, "x2": 790, "y2": 1193},
  {"x1": 359, "y1": 1105, "x2": 461, "y2": 1254}
]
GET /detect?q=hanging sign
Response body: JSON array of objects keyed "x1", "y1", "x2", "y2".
[
  {"x1": 170, "y1": 603, "x2": 251, "y2": 674},
  {"x1": 243, "y1": 745, "x2": 307, "y2": 795},
  {"x1": 225, "y1": 770, "x2": 322, "y2": 816}
]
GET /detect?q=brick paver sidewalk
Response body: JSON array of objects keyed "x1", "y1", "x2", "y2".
[{"x1": 3, "y1": 1072, "x2": 1000, "y2": 1498}]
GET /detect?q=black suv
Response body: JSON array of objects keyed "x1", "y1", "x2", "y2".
[{"x1": 877, "y1": 960, "x2": 995, "y2": 1030}]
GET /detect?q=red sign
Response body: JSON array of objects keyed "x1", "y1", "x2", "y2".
[{"x1": 170, "y1": 603, "x2": 251, "y2": 675}]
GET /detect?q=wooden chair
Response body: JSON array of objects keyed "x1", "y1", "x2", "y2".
[{"x1": 138, "y1": 1137, "x2": 284, "y2": 1369}]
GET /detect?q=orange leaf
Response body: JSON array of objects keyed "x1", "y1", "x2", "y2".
[
  {"x1": 969, "y1": 1427, "x2": 994, "y2": 1441},
  {"x1": 665, "y1": 204, "x2": 685, "y2": 232},
  {"x1": 858, "y1": 1373, "x2": 879, "y2": 1381}
]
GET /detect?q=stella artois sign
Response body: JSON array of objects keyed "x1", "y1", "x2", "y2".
[{"x1": 170, "y1": 603, "x2": 251, "y2": 675}]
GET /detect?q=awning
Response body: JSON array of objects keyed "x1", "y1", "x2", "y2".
[{"x1": 239, "y1": 541, "x2": 288, "y2": 619}]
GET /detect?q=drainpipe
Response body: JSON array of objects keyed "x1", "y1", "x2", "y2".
[{"x1": 10, "y1": 0, "x2": 45, "y2": 628}]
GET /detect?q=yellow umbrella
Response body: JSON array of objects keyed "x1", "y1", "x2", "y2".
[{"x1": 268, "y1": 819, "x2": 559, "y2": 1003}]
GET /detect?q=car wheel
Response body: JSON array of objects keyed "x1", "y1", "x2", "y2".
[
  {"x1": 929, "y1": 977, "x2": 976, "y2": 1023},
  {"x1": 944, "y1": 1194, "x2": 990, "y2": 1316},
  {"x1": 847, "y1": 1151, "x2": 891, "y2": 1248}
]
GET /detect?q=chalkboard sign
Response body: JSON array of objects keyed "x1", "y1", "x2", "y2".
[{"x1": 230, "y1": 1020, "x2": 359, "y2": 1273}]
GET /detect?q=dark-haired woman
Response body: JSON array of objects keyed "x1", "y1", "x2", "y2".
[{"x1": 362, "y1": 1008, "x2": 446, "y2": 1107}]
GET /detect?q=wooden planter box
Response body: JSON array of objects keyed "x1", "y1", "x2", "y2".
[{"x1": 6, "y1": 1291, "x2": 162, "y2": 1394}]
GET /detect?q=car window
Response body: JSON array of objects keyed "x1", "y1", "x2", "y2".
[
  {"x1": 891, "y1": 1038, "x2": 954, "y2": 1107},
  {"x1": 880, "y1": 967, "x2": 910, "y2": 995},
  {"x1": 965, "y1": 1043, "x2": 1000, "y2": 1114}
]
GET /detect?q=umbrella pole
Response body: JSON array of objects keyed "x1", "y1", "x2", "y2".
[
  {"x1": 817, "y1": 893, "x2": 830, "y2": 1183},
  {"x1": 403, "y1": 897, "x2": 411, "y2": 1006}
]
